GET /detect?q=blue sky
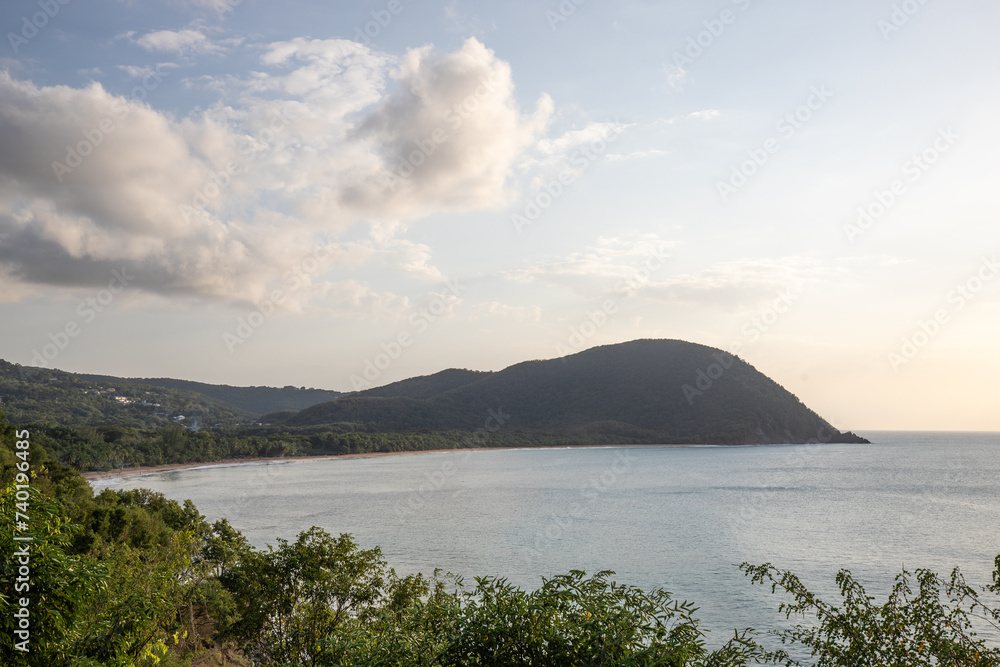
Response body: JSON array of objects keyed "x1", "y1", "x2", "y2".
[{"x1": 1, "y1": 0, "x2": 998, "y2": 430}]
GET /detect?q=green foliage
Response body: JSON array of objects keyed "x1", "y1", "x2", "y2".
[
  {"x1": 18, "y1": 423, "x2": 286, "y2": 471},
  {"x1": 27, "y1": 418, "x2": 612, "y2": 471},
  {"x1": 76, "y1": 532, "x2": 203, "y2": 666},
  {"x1": 220, "y1": 547, "x2": 789, "y2": 667},
  {"x1": 220, "y1": 527, "x2": 421, "y2": 666},
  {"x1": 0, "y1": 482, "x2": 111, "y2": 666},
  {"x1": 83, "y1": 488, "x2": 207, "y2": 551},
  {"x1": 742, "y1": 561, "x2": 1000, "y2": 666},
  {"x1": 431, "y1": 570, "x2": 783, "y2": 667},
  {"x1": 0, "y1": 409, "x2": 221, "y2": 665}
]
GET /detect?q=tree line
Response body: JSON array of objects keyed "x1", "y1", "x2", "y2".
[{"x1": 20, "y1": 421, "x2": 656, "y2": 471}]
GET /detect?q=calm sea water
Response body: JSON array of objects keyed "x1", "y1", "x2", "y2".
[{"x1": 95, "y1": 431, "x2": 1000, "y2": 647}]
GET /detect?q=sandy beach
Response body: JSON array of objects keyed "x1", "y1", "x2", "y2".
[{"x1": 81, "y1": 443, "x2": 708, "y2": 484}]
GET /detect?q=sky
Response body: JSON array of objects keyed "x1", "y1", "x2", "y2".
[{"x1": 0, "y1": 0, "x2": 998, "y2": 431}]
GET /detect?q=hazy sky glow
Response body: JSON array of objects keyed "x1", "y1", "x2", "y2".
[{"x1": 1, "y1": 0, "x2": 998, "y2": 431}]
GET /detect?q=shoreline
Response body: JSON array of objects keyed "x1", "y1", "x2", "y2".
[{"x1": 81, "y1": 443, "x2": 712, "y2": 484}]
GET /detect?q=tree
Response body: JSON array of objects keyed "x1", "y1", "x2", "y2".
[
  {"x1": 0, "y1": 481, "x2": 110, "y2": 666},
  {"x1": 742, "y1": 559, "x2": 1000, "y2": 666},
  {"x1": 313, "y1": 569, "x2": 785, "y2": 666},
  {"x1": 220, "y1": 528, "x2": 418, "y2": 666},
  {"x1": 0, "y1": 410, "x2": 219, "y2": 665}
]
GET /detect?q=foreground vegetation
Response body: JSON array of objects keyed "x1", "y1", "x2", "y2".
[{"x1": 1, "y1": 410, "x2": 998, "y2": 666}]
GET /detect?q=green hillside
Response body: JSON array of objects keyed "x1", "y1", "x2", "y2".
[
  {"x1": 0, "y1": 360, "x2": 251, "y2": 429},
  {"x1": 286, "y1": 339, "x2": 868, "y2": 445},
  {"x1": 358, "y1": 368, "x2": 489, "y2": 400},
  {"x1": 77, "y1": 374, "x2": 341, "y2": 415}
]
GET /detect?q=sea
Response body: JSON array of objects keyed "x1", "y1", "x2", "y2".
[{"x1": 93, "y1": 431, "x2": 1000, "y2": 650}]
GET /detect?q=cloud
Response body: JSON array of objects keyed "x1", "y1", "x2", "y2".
[
  {"x1": 169, "y1": 0, "x2": 235, "y2": 11},
  {"x1": 117, "y1": 63, "x2": 179, "y2": 78},
  {"x1": 309, "y1": 280, "x2": 411, "y2": 321},
  {"x1": 0, "y1": 71, "x2": 344, "y2": 306},
  {"x1": 218, "y1": 36, "x2": 553, "y2": 223},
  {"x1": 663, "y1": 63, "x2": 687, "y2": 89},
  {"x1": 117, "y1": 65, "x2": 152, "y2": 78},
  {"x1": 0, "y1": 37, "x2": 554, "y2": 311},
  {"x1": 134, "y1": 28, "x2": 223, "y2": 55},
  {"x1": 350, "y1": 37, "x2": 553, "y2": 216},
  {"x1": 505, "y1": 241, "x2": 845, "y2": 310},
  {"x1": 506, "y1": 235, "x2": 674, "y2": 297},
  {"x1": 471, "y1": 301, "x2": 542, "y2": 323},
  {"x1": 687, "y1": 109, "x2": 720, "y2": 120},
  {"x1": 443, "y1": 0, "x2": 485, "y2": 34},
  {"x1": 256, "y1": 37, "x2": 391, "y2": 110},
  {"x1": 640, "y1": 257, "x2": 846, "y2": 309},
  {"x1": 605, "y1": 148, "x2": 667, "y2": 162},
  {"x1": 0, "y1": 72, "x2": 263, "y2": 300},
  {"x1": 377, "y1": 239, "x2": 446, "y2": 281},
  {"x1": 529, "y1": 121, "x2": 627, "y2": 165}
]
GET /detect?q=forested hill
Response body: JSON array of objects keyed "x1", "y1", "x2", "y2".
[
  {"x1": 0, "y1": 360, "x2": 250, "y2": 428},
  {"x1": 0, "y1": 360, "x2": 340, "y2": 427},
  {"x1": 286, "y1": 339, "x2": 869, "y2": 445},
  {"x1": 358, "y1": 368, "x2": 491, "y2": 400},
  {"x1": 76, "y1": 374, "x2": 341, "y2": 415},
  {"x1": 1, "y1": 339, "x2": 868, "y2": 445}
]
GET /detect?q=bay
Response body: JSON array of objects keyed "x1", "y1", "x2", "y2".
[{"x1": 95, "y1": 431, "x2": 1000, "y2": 646}]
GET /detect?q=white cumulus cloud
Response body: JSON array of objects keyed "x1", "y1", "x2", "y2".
[
  {"x1": 0, "y1": 38, "x2": 558, "y2": 315},
  {"x1": 135, "y1": 28, "x2": 223, "y2": 55}
]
